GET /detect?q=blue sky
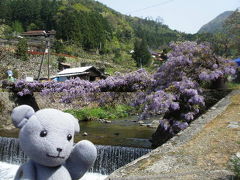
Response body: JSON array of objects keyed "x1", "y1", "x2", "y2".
[{"x1": 96, "y1": 0, "x2": 239, "y2": 34}]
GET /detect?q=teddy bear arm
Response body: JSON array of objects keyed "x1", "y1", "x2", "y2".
[
  {"x1": 65, "y1": 140, "x2": 97, "y2": 180},
  {"x1": 14, "y1": 160, "x2": 36, "y2": 180}
]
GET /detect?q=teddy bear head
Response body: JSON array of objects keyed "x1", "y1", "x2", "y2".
[{"x1": 11, "y1": 105, "x2": 80, "y2": 167}]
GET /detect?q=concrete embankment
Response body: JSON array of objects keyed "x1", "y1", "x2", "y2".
[{"x1": 107, "y1": 90, "x2": 240, "y2": 179}]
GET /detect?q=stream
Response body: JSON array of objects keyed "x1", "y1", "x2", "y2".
[
  {"x1": 0, "y1": 137, "x2": 151, "y2": 179},
  {"x1": 0, "y1": 116, "x2": 156, "y2": 179}
]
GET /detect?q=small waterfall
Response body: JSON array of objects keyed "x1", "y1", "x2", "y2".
[
  {"x1": 0, "y1": 137, "x2": 28, "y2": 164},
  {"x1": 0, "y1": 137, "x2": 151, "y2": 175},
  {"x1": 91, "y1": 145, "x2": 151, "y2": 174}
]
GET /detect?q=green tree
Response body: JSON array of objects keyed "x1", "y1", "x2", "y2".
[
  {"x1": 53, "y1": 40, "x2": 65, "y2": 53},
  {"x1": 224, "y1": 10, "x2": 240, "y2": 57},
  {"x1": 57, "y1": 56, "x2": 66, "y2": 63},
  {"x1": 27, "y1": 23, "x2": 38, "y2": 31},
  {"x1": 132, "y1": 39, "x2": 152, "y2": 67},
  {"x1": 12, "y1": 20, "x2": 24, "y2": 33},
  {"x1": 0, "y1": 24, "x2": 12, "y2": 38},
  {"x1": 196, "y1": 32, "x2": 231, "y2": 57},
  {"x1": 16, "y1": 38, "x2": 28, "y2": 61},
  {"x1": 56, "y1": 7, "x2": 112, "y2": 51},
  {"x1": 127, "y1": 17, "x2": 178, "y2": 49},
  {"x1": 40, "y1": 0, "x2": 58, "y2": 30},
  {"x1": 0, "y1": 0, "x2": 9, "y2": 21}
]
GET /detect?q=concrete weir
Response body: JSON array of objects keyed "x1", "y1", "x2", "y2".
[{"x1": 107, "y1": 90, "x2": 240, "y2": 180}]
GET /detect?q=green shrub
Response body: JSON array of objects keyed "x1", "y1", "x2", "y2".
[
  {"x1": 57, "y1": 56, "x2": 66, "y2": 63},
  {"x1": 16, "y1": 38, "x2": 28, "y2": 61},
  {"x1": 106, "y1": 104, "x2": 133, "y2": 118},
  {"x1": 66, "y1": 107, "x2": 109, "y2": 121},
  {"x1": 230, "y1": 156, "x2": 240, "y2": 178},
  {"x1": 65, "y1": 105, "x2": 133, "y2": 121}
]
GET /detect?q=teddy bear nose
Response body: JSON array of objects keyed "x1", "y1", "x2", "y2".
[{"x1": 56, "y1": 148, "x2": 62, "y2": 152}]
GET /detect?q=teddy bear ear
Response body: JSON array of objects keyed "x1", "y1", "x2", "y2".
[
  {"x1": 11, "y1": 105, "x2": 35, "y2": 129},
  {"x1": 73, "y1": 117, "x2": 80, "y2": 133},
  {"x1": 65, "y1": 113, "x2": 80, "y2": 133}
]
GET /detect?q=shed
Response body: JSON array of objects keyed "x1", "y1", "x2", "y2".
[{"x1": 53, "y1": 66, "x2": 106, "y2": 82}]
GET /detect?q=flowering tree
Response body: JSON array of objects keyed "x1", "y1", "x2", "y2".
[{"x1": 133, "y1": 41, "x2": 236, "y2": 146}]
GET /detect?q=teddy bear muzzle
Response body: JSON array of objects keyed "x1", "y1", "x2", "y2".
[{"x1": 46, "y1": 148, "x2": 65, "y2": 159}]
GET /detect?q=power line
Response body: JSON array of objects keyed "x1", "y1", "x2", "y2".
[{"x1": 126, "y1": 0, "x2": 175, "y2": 14}]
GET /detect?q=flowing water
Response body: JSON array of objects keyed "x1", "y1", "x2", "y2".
[
  {"x1": 76, "y1": 118, "x2": 155, "y2": 148},
  {"x1": 0, "y1": 116, "x2": 156, "y2": 148},
  {"x1": 0, "y1": 137, "x2": 151, "y2": 179}
]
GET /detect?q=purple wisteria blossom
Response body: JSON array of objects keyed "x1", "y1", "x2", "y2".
[
  {"x1": 136, "y1": 41, "x2": 236, "y2": 138},
  {"x1": 9, "y1": 69, "x2": 152, "y2": 104}
]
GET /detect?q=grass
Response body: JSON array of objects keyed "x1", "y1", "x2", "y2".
[
  {"x1": 230, "y1": 156, "x2": 240, "y2": 179},
  {"x1": 226, "y1": 81, "x2": 240, "y2": 89},
  {"x1": 65, "y1": 104, "x2": 134, "y2": 121}
]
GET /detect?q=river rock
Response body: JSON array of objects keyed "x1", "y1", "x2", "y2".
[
  {"x1": 99, "y1": 119, "x2": 105, "y2": 123},
  {"x1": 149, "y1": 120, "x2": 160, "y2": 128},
  {"x1": 227, "y1": 121, "x2": 240, "y2": 129},
  {"x1": 227, "y1": 124, "x2": 239, "y2": 129},
  {"x1": 211, "y1": 107, "x2": 217, "y2": 110},
  {"x1": 83, "y1": 132, "x2": 88, "y2": 136},
  {"x1": 138, "y1": 121, "x2": 144, "y2": 124},
  {"x1": 146, "y1": 124, "x2": 152, "y2": 127},
  {"x1": 236, "y1": 152, "x2": 240, "y2": 158}
]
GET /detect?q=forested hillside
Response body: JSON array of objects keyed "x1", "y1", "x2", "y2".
[
  {"x1": 126, "y1": 17, "x2": 179, "y2": 49},
  {"x1": 0, "y1": 0, "x2": 183, "y2": 53}
]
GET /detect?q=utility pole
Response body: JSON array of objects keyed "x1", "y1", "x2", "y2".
[
  {"x1": 37, "y1": 38, "x2": 51, "y2": 81},
  {"x1": 21, "y1": 30, "x2": 56, "y2": 81},
  {"x1": 47, "y1": 40, "x2": 50, "y2": 80},
  {"x1": 37, "y1": 40, "x2": 48, "y2": 81}
]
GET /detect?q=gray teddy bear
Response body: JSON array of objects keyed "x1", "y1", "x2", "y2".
[{"x1": 11, "y1": 105, "x2": 97, "y2": 180}]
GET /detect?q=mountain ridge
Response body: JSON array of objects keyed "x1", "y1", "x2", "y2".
[{"x1": 198, "y1": 11, "x2": 234, "y2": 33}]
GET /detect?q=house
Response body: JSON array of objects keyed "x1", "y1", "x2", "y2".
[
  {"x1": 21, "y1": 30, "x2": 56, "y2": 52},
  {"x1": 21, "y1": 30, "x2": 56, "y2": 38},
  {"x1": 150, "y1": 51, "x2": 163, "y2": 61},
  {"x1": 150, "y1": 49, "x2": 168, "y2": 62},
  {"x1": 52, "y1": 66, "x2": 106, "y2": 82}
]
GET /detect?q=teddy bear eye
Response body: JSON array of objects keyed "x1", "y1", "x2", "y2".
[
  {"x1": 67, "y1": 134, "x2": 72, "y2": 141},
  {"x1": 40, "y1": 130, "x2": 48, "y2": 137}
]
